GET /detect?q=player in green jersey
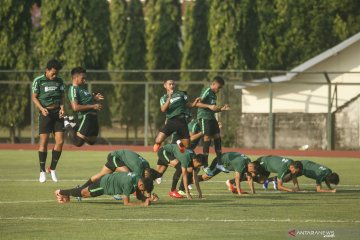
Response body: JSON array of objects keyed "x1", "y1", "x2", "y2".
[
  {"x1": 153, "y1": 79, "x2": 200, "y2": 153},
  {"x1": 150, "y1": 144, "x2": 206, "y2": 199},
  {"x1": 72, "y1": 149, "x2": 158, "y2": 202},
  {"x1": 55, "y1": 172, "x2": 153, "y2": 206},
  {"x1": 171, "y1": 118, "x2": 203, "y2": 193},
  {"x1": 186, "y1": 152, "x2": 257, "y2": 197},
  {"x1": 256, "y1": 155, "x2": 303, "y2": 192},
  {"x1": 64, "y1": 67, "x2": 104, "y2": 147},
  {"x1": 194, "y1": 76, "x2": 230, "y2": 175},
  {"x1": 31, "y1": 59, "x2": 64, "y2": 183},
  {"x1": 296, "y1": 160, "x2": 339, "y2": 193}
]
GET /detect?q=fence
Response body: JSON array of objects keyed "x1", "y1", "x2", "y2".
[{"x1": 0, "y1": 69, "x2": 359, "y2": 150}]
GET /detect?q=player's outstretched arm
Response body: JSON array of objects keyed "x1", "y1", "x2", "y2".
[
  {"x1": 316, "y1": 184, "x2": 336, "y2": 193},
  {"x1": 193, "y1": 169, "x2": 203, "y2": 199},
  {"x1": 235, "y1": 172, "x2": 244, "y2": 196},
  {"x1": 277, "y1": 180, "x2": 295, "y2": 192},
  {"x1": 292, "y1": 177, "x2": 300, "y2": 191},
  {"x1": 182, "y1": 167, "x2": 192, "y2": 200},
  {"x1": 71, "y1": 101, "x2": 102, "y2": 112},
  {"x1": 123, "y1": 196, "x2": 151, "y2": 206},
  {"x1": 246, "y1": 174, "x2": 255, "y2": 194}
]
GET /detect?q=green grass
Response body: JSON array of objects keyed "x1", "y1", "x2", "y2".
[{"x1": 0, "y1": 150, "x2": 359, "y2": 240}]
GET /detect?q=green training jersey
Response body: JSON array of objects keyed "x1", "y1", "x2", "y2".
[
  {"x1": 160, "y1": 90, "x2": 188, "y2": 119},
  {"x1": 300, "y1": 160, "x2": 332, "y2": 184},
  {"x1": 222, "y1": 152, "x2": 251, "y2": 174},
  {"x1": 100, "y1": 172, "x2": 140, "y2": 197},
  {"x1": 110, "y1": 150, "x2": 150, "y2": 176},
  {"x1": 197, "y1": 87, "x2": 217, "y2": 120},
  {"x1": 67, "y1": 85, "x2": 96, "y2": 119},
  {"x1": 259, "y1": 155, "x2": 294, "y2": 181},
  {"x1": 162, "y1": 144, "x2": 192, "y2": 168},
  {"x1": 32, "y1": 74, "x2": 65, "y2": 107},
  {"x1": 171, "y1": 119, "x2": 201, "y2": 150}
]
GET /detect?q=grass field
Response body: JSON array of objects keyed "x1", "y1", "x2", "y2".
[{"x1": 0, "y1": 149, "x2": 359, "y2": 240}]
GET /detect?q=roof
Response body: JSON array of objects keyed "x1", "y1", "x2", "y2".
[{"x1": 236, "y1": 31, "x2": 360, "y2": 88}]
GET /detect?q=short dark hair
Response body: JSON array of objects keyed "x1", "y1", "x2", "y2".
[
  {"x1": 213, "y1": 76, "x2": 225, "y2": 86},
  {"x1": 71, "y1": 66, "x2": 86, "y2": 76},
  {"x1": 327, "y1": 173, "x2": 339, "y2": 185},
  {"x1": 290, "y1": 161, "x2": 303, "y2": 171},
  {"x1": 46, "y1": 59, "x2": 62, "y2": 71},
  {"x1": 193, "y1": 154, "x2": 207, "y2": 166},
  {"x1": 141, "y1": 177, "x2": 154, "y2": 193},
  {"x1": 163, "y1": 79, "x2": 175, "y2": 84}
]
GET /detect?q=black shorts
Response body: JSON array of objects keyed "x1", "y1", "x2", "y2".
[
  {"x1": 88, "y1": 178, "x2": 104, "y2": 197},
  {"x1": 77, "y1": 114, "x2": 99, "y2": 137},
  {"x1": 104, "y1": 153, "x2": 126, "y2": 172},
  {"x1": 199, "y1": 118, "x2": 220, "y2": 136},
  {"x1": 157, "y1": 147, "x2": 176, "y2": 166},
  {"x1": 160, "y1": 117, "x2": 189, "y2": 139},
  {"x1": 39, "y1": 108, "x2": 65, "y2": 134}
]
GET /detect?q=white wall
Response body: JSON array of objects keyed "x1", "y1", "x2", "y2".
[{"x1": 242, "y1": 41, "x2": 360, "y2": 113}]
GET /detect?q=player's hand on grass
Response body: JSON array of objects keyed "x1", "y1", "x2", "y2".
[
  {"x1": 93, "y1": 103, "x2": 102, "y2": 111},
  {"x1": 221, "y1": 104, "x2": 230, "y2": 111},
  {"x1": 186, "y1": 193, "x2": 193, "y2": 200},
  {"x1": 41, "y1": 108, "x2": 49, "y2": 116},
  {"x1": 93, "y1": 93, "x2": 104, "y2": 101},
  {"x1": 331, "y1": 189, "x2": 337, "y2": 193},
  {"x1": 143, "y1": 198, "x2": 151, "y2": 206}
]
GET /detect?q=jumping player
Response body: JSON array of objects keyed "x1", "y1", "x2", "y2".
[
  {"x1": 55, "y1": 172, "x2": 153, "y2": 206},
  {"x1": 195, "y1": 76, "x2": 230, "y2": 174},
  {"x1": 153, "y1": 80, "x2": 200, "y2": 153},
  {"x1": 297, "y1": 160, "x2": 339, "y2": 193},
  {"x1": 171, "y1": 118, "x2": 203, "y2": 151},
  {"x1": 151, "y1": 144, "x2": 206, "y2": 199},
  {"x1": 31, "y1": 59, "x2": 64, "y2": 183},
  {"x1": 65, "y1": 67, "x2": 104, "y2": 147}
]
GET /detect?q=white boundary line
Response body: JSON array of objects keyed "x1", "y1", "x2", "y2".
[
  {"x1": 0, "y1": 179, "x2": 359, "y2": 187},
  {"x1": 0, "y1": 216, "x2": 359, "y2": 223}
]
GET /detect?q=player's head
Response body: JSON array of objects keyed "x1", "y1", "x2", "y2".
[
  {"x1": 137, "y1": 177, "x2": 154, "y2": 193},
  {"x1": 163, "y1": 79, "x2": 175, "y2": 92},
  {"x1": 289, "y1": 161, "x2": 303, "y2": 174},
  {"x1": 45, "y1": 59, "x2": 62, "y2": 80},
  {"x1": 192, "y1": 154, "x2": 207, "y2": 168},
  {"x1": 247, "y1": 161, "x2": 258, "y2": 176},
  {"x1": 326, "y1": 172, "x2": 339, "y2": 185},
  {"x1": 71, "y1": 66, "x2": 87, "y2": 85},
  {"x1": 210, "y1": 76, "x2": 225, "y2": 93}
]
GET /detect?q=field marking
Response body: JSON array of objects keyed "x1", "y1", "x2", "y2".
[
  {"x1": 0, "y1": 216, "x2": 359, "y2": 224},
  {"x1": 0, "y1": 179, "x2": 359, "y2": 187}
]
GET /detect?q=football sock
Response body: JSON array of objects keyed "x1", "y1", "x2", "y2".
[
  {"x1": 214, "y1": 138, "x2": 223, "y2": 165},
  {"x1": 50, "y1": 150, "x2": 61, "y2": 170},
  {"x1": 81, "y1": 179, "x2": 93, "y2": 188},
  {"x1": 39, "y1": 151, "x2": 47, "y2": 172},
  {"x1": 60, "y1": 187, "x2": 82, "y2": 197},
  {"x1": 203, "y1": 140, "x2": 211, "y2": 167},
  {"x1": 171, "y1": 164, "x2": 182, "y2": 191}
]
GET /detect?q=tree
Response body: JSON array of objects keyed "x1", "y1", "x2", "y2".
[
  {"x1": 108, "y1": 0, "x2": 128, "y2": 137},
  {"x1": 145, "y1": 0, "x2": 182, "y2": 134},
  {"x1": 0, "y1": 1, "x2": 33, "y2": 143},
  {"x1": 40, "y1": 0, "x2": 112, "y2": 127},
  {"x1": 208, "y1": 0, "x2": 244, "y2": 72},
  {"x1": 180, "y1": 0, "x2": 210, "y2": 99},
  {"x1": 109, "y1": 0, "x2": 146, "y2": 141}
]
